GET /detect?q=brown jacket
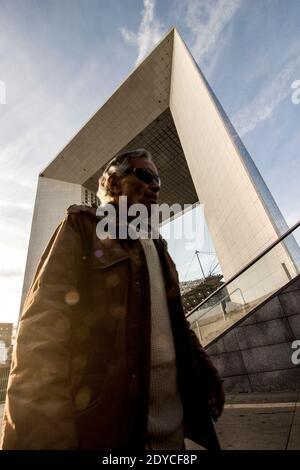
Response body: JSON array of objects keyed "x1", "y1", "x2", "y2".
[{"x1": 1, "y1": 205, "x2": 222, "y2": 450}]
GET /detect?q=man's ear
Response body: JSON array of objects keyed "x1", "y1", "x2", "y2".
[{"x1": 108, "y1": 173, "x2": 121, "y2": 196}]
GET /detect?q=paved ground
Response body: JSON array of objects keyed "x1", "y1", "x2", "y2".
[
  {"x1": 1, "y1": 392, "x2": 299, "y2": 449},
  {"x1": 186, "y1": 392, "x2": 300, "y2": 450}
]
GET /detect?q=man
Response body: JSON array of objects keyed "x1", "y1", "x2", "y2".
[{"x1": 1, "y1": 149, "x2": 224, "y2": 450}]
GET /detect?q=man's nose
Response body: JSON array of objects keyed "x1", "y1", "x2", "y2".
[{"x1": 149, "y1": 183, "x2": 160, "y2": 193}]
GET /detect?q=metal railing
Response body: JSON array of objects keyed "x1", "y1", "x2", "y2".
[
  {"x1": 187, "y1": 220, "x2": 300, "y2": 346},
  {"x1": 190, "y1": 287, "x2": 245, "y2": 324}
]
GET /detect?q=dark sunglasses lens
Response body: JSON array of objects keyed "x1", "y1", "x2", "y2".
[{"x1": 135, "y1": 168, "x2": 160, "y2": 185}]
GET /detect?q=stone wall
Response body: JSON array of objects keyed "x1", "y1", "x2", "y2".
[{"x1": 206, "y1": 274, "x2": 300, "y2": 392}]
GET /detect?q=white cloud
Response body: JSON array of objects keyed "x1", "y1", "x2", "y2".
[
  {"x1": 0, "y1": 288, "x2": 22, "y2": 324},
  {"x1": 120, "y1": 0, "x2": 165, "y2": 65},
  {"x1": 119, "y1": 27, "x2": 136, "y2": 45},
  {"x1": 179, "y1": 0, "x2": 241, "y2": 70},
  {"x1": 120, "y1": 0, "x2": 241, "y2": 71},
  {"x1": 0, "y1": 269, "x2": 23, "y2": 279},
  {"x1": 232, "y1": 55, "x2": 300, "y2": 136},
  {"x1": 0, "y1": 24, "x2": 114, "y2": 324}
]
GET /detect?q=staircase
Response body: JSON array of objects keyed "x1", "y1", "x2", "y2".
[
  {"x1": 186, "y1": 220, "x2": 300, "y2": 348},
  {"x1": 185, "y1": 220, "x2": 300, "y2": 392}
]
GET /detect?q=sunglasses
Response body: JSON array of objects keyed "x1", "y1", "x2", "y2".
[{"x1": 124, "y1": 167, "x2": 161, "y2": 187}]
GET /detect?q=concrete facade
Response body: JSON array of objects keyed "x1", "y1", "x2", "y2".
[
  {"x1": 206, "y1": 274, "x2": 300, "y2": 392},
  {"x1": 20, "y1": 28, "x2": 298, "y2": 313}
]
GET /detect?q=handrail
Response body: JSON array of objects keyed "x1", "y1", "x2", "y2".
[
  {"x1": 186, "y1": 219, "x2": 300, "y2": 319},
  {"x1": 188, "y1": 287, "x2": 245, "y2": 323}
]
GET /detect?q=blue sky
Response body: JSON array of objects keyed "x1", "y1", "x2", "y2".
[{"x1": 0, "y1": 0, "x2": 300, "y2": 324}]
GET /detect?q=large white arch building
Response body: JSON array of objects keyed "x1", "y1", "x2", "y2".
[{"x1": 20, "y1": 28, "x2": 299, "y2": 313}]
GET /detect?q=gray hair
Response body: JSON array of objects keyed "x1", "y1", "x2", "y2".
[{"x1": 97, "y1": 148, "x2": 153, "y2": 205}]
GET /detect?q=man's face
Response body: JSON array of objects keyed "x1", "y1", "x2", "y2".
[{"x1": 115, "y1": 158, "x2": 160, "y2": 209}]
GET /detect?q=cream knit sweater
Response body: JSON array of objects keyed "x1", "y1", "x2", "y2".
[{"x1": 140, "y1": 237, "x2": 184, "y2": 450}]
